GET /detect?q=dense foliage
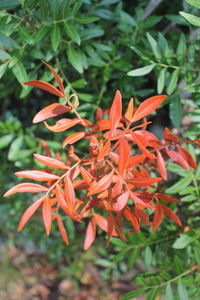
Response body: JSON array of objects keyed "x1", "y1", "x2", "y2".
[{"x1": 1, "y1": 0, "x2": 200, "y2": 299}]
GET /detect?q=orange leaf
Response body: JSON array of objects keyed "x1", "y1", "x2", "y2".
[
  {"x1": 131, "y1": 132, "x2": 156, "y2": 159},
  {"x1": 134, "y1": 208, "x2": 150, "y2": 226},
  {"x1": 55, "y1": 185, "x2": 69, "y2": 215},
  {"x1": 153, "y1": 202, "x2": 163, "y2": 232},
  {"x1": 80, "y1": 167, "x2": 94, "y2": 185},
  {"x1": 132, "y1": 95, "x2": 166, "y2": 122},
  {"x1": 127, "y1": 177, "x2": 162, "y2": 187},
  {"x1": 95, "y1": 107, "x2": 102, "y2": 122},
  {"x1": 125, "y1": 98, "x2": 134, "y2": 121},
  {"x1": 127, "y1": 154, "x2": 146, "y2": 168},
  {"x1": 57, "y1": 215, "x2": 69, "y2": 245},
  {"x1": 134, "y1": 130, "x2": 161, "y2": 148},
  {"x1": 23, "y1": 80, "x2": 64, "y2": 98},
  {"x1": 44, "y1": 118, "x2": 81, "y2": 132},
  {"x1": 166, "y1": 150, "x2": 190, "y2": 170},
  {"x1": 42, "y1": 61, "x2": 65, "y2": 94},
  {"x1": 15, "y1": 170, "x2": 59, "y2": 181},
  {"x1": 62, "y1": 132, "x2": 85, "y2": 148},
  {"x1": 88, "y1": 170, "x2": 114, "y2": 196},
  {"x1": 94, "y1": 213, "x2": 117, "y2": 236},
  {"x1": 64, "y1": 174, "x2": 76, "y2": 212},
  {"x1": 18, "y1": 196, "x2": 44, "y2": 231},
  {"x1": 123, "y1": 207, "x2": 140, "y2": 232},
  {"x1": 42, "y1": 198, "x2": 52, "y2": 236},
  {"x1": 160, "y1": 203, "x2": 182, "y2": 226},
  {"x1": 156, "y1": 193, "x2": 179, "y2": 203},
  {"x1": 4, "y1": 183, "x2": 48, "y2": 197},
  {"x1": 34, "y1": 154, "x2": 67, "y2": 170},
  {"x1": 97, "y1": 140, "x2": 110, "y2": 161},
  {"x1": 112, "y1": 191, "x2": 129, "y2": 211},
  {"x1": 164, "y1": 128, "x2": 179, "y2": 144},
  {"x1": 156, "y1": 150, "x2": 167, "y2": 180},
  {"x1": 84, "y1": 217, "x2": 96, "y2": 250},
  {"x1": 109, "y1": 90, "x2": 122, "y2": 136},
  {"x1": 93, "y1": 120, "x2": 123, "y2": 131},
  {"x1": 33, "y1": 103, "x2": 70, "y2": 123},
  {"x1": 118, "y1": 137, "x2": 130, "y2": 174},
  {"x1": 177, "y1": 145, "x2": 197, "y2": 170}
]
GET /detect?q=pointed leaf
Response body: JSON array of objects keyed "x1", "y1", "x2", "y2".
[
  {"x1": 125, "y1": 98, "x2": 134, "y2": 121},
  {"x1": 80, "y1": 167, "x2": 94, "y2": 185},
  {"x1": 62, "y1": 131, "x2": 85, "y2": 147},
  {"x1": 160, "y1": 203, "x2": 182, "y2": 226},
  {"x1": 34, "y1": 154, "x2": 67, "y2": 170},
  {"x1": 179, "y1": 11, "x2": 200, "y2": 27},
  {"x1": 157, "y1": 150, "x2": 167, "y2": 180},
  {"x1": 18, "y1": 196, "x2": 44, "y2": 231},
  {"x1": 166, "y1": 150, "x2": 190, "y2": 170},
  {"x1": 33, "y1": 103, "x2": 70, "y2": 123},
  {"x1": 109, "y1": 90, "x2": 122, "y2": 136},
  {"x1": 64, "y1": 174, "x2": 76, "y2": 212},
  {"x1": 44, "y1": 118, "x2": 81, "y2": 132},
  {"x1": 118, "y1": 137, "x2": 130, "y2": 174},
  {"x1": 131, "y1": 132, "x2": 156, "y2": 159},
  {"x1": 177, "y1": 145, "x2": 197, "y2": 170},
  {"x1": 127, "y1": 154, "x2": 146, "y2": 168},
  {"x1": 57, "y1": 215, "x2": 69, "y2": 245},
  {"x1": 4, "y1": 183, "x2": 48, "y2": 197},
  {"x1": 42, "y1": 198, "x2": 52, "y2": 236},
  {"x1": 127, "y1": 64, "x2": 155, "y2": 76},
  {"x1": 84, "y1": 218, "x2": 96, "y2": 250},
  {"x1": 153, "y1": 202, "x2": 163, "y2": 232},
  {"x1": 97, "y1": 140, "x2": 110, "y2": 161},
  {"x1": 112, "y1": 191, "x2": 129, "y2": 211},
  {"x1": 55, "y1": 184, "x2": 69, "y2": 214},
  {"x1": 157, "y1": 193, "x2": 179, "y2": 203},
  {"x1": 15, "y1": 170, "x2": 59, "y2": 181},
  {"x1": 132, "y1": 95, "x2": 167, "y2": 122},
  {"x1": 94, "y1": 213, "x2": 117, "y2": 236},
  {"x1": 88, "y1": 170, "x2": 114, "y2": 196},
  {"x1": 127, "y1": 177, "x2": 161, "y2": 187},
  {"x1": 42, "y1": 62, "x2": 65, "y2": 94},
  {"x1": 23, "y1": 80, "x2": 64, "y2": 98}
]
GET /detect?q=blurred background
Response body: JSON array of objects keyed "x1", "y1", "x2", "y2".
[{"x1": 0, "y1": 0, "x2": 200, "y2": 299}]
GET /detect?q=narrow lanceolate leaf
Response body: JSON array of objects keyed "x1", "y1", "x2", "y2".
[
  {"x1": 57, "y1": 215, "x2": 69, "y2": 245},
  {"x1": 118, "y1": 137, "x2": 130, "y2": 175},
  {"x1": 93, "y1": 120, "x2": 122, "y2": 131},
  {"x1": 88, "y1": 170, "x2": 114, "y2": 196},
  {"x1": 42, "y1": 198, "x2": 52, "y2": 236},
  {"x1": 127, "y1": 64, "x2": 155, "y2": 76},
  {"x1": 166, "y1": 150, "x2": 190, "y2": 170},
  {"x1": 157, "y1": 193, "x2": 179, "y2": 203},
  {"x1": 18, "y1": 196, "x2": 44, "y2": 231},
  {"x1": 42, "y1": 62, "x2": 65, "y2": 94},
  {"x1": 33, "y1": 103, "x2": 70, "y2": 123},
  {"x1": 109, "y1": 90, "x2": 122, "y2": 136},
  {"x1": 34, "y1": 154, "x2": 67, "y2": 170},
  {"x1": 125, "y1": 98, "x2": 134, "y2": 121},
  {"x1": 15, "y1": 170, "x2": 59, "y2": 181},
  {"x1": 84, "y1": 217, "x2": 96, "y2": 250},
  {"x1": 97, "y1": 140, "x2": 110, "y2": 161},
  {"x1": 51, "y1": 25, "x2": 61, "y2": 52},
  {"x1": 177, "y1": 279, "x2": 189, "y2": 300},
  {"x1": 165, "y1": 283, "x2": 174, "y2": 300},
  {"x1": 4, "y1": 183, "x2": 48, "y2": 197},
  {"x1": 55, "y1": 184, "x2": 69, "y2": 214},
  {"x1": 131, "y1": 132, "x2": 155, "y2": 159},
  {"x1": 127, "y1": 154, "x2": 146, "y2": 168},
  {"x1": 157, "y1": 68, "x2": 166, "y2": 94},
  {"x1": 80, "y1": 167, "x2": 94, "y2": 185},
  {"x1": 167, "y1": 69, "x2": 179, "y2": 95},
  {"x1": 179, "y1": 11, "x2": 200, "y2": 27},
  {"x1": 112, "y1": 191, "x2": 129, "y2": 211},
  {"x1": 153, "y1": 202, "x2": 163, "y2": 232},
  {"x1": 127, "y1": 177, "x2": 162, "y2": 187},
  {"x1": 94, "y1": 213, "x2": 117, "y2": 236},
  {"x1": 62, "y1": 132, "x2": 85, "y2": 148},
  {"x1": 160, "y1": 203, "x2": 182, "y2": 226},
  {"x1": 177, "y1": 145, "x2": 197, "y2": 170},
  {"x1": 23, "y1": 80, "x2": 64, "y2": 98},
  {"x1": 44, "y1": 118, "x2": 81, "y2": 132},
  {"x1": 64, "y1": 174, "x2": 76, "y2": 212},
  {"x1": 156, "y1": 150, "x2": 167, "y2": 180},
  {"x1": 132, "y1": 95, "x2": 167, "y2": 122}
]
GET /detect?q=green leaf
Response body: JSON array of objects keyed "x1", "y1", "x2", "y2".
[
  {"x1": 169, "y1": 94, "x2": 183, "y2": 128},
  {"x1": 0, "y1": 134, "x2": 14, "y2": 149},
  {"x1": 66, "y1": 45, "x2": 83, "y2": 73},
  {"x1": 176, "y1": 34, "x2": 186, "y2": 64},
  {"x1": 186, "y1": 0, "x2": 200, "y2": 9},
  {"x1": 0, "y1": 0, "x2": 20, "y2": 10},
  {"x1": 34, "y1": 26, "x2": 49, "y2": 43},
  {"x1": 120, "y1": 288, "x2": 148, "y2": 300},
  {"x1": 51, "y1": 25, "x2": 61, "y2": 52},
  {"x1": 80, "y1": 27, "x2": 104, "y2": 41},
  {"x1": 12, "y1": 61, "x2": 28, "y2": 84},
  {"x1": 8, "y1": 136, "x2": 24, "y2": 161},
  {"x1": 144, "y1": 246, "x2": 152, "y2": 270},
  {"x1": 179, "y1": 12, "x2": 200, "y2": 26},
  {"x1": 0, "y1": 33, "x2": 18, "y2": 49},
  {"x1": 113, "y1": 249, "x2": 129, "y2": 262},
  {"x1": 157, "y1": 68, "x2": 166, "y2": 94},
  {"x1": 167, "y1": 163, "x2": 189, "y2": 177},
  {"x1": 95, "y1": 9, "x2": 113, "y2": 20},
  {"x1": 0, "y1": 62, "x2": 8, "y2": 79},
  {"x1": 99, "y1": 0, "x2": 120, "y2": 5},
  {"x1": 127, "y1": 64, "x2": 155, "y2": 76},
  {"x1": 165, "y1": 176, "x2": 193, "y2": 194},
  {"x1": 72, "y1": 0, "x2": 83, "y2": 16},
  {"x1": 74, "y1": 16, "x2": 100, "y2": 24},
  {"x1": 172, "y1": 234, "x2": 194, "y2": 249},
  {"x1": 165, "y1": 283, "x2": 174, "y2": 300},
  {"x1": 128, "y1": 248, "x2": 139, "y2": 269},
  {"x1": 194, "y1": 246, "x2": 200, "y2": 266},
  {"x1": 19, "y1": 27, "x2": 33, "y2": 45},
  {"x1": 110, "y1": 238, "x2": 127, "y2": 248},
  {"x1": 167, "y1": 69, "x2": 179, "y2": 95},
  {"x1": 177, "y1": 279, "x2": 189, "y2": 300},
  {"x1": 0, "y1": 49, "x2": 11, "y2": 60},
  {"x1": 146, "y1": 32, "x2": 161, "y2": 61},
  {"x1": 64, "y1": 23, "x2": 81, "y2": 45},
  {"x1": 146, "y1": 288, "x2": 158, "y2": 300}
]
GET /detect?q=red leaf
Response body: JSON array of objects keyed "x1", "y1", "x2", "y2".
[
  {"x1": 4, "y1": 183, "x2": 48, "y2": 197},
  {"x1": 44, "y1": 118, "x2": 81, "y2": 132},
  {"x1": 118, "y1": 137, "x2": 130, "y2": 175},
  {"x1": 42, "y1": 198, "x2": 52, "y2": 236},
  {"x1": 109, "y1": 90, "x2": 122, "y2": 136},
  {"x1": 134, "y1": 208, "x2": 150, "y2": 226},
  {"x1": 57, "y1": 215, "x2": 69, "y2": 245},
  {"x1": 127, "y1": 177, "x2": 161, "y2": 187},
  {"x1": 93, "y1": 120, "x2": 122, "y2": 131},
  {"x1": 97, "y1": 140, "x2": 110, "y2": 161},
  {"x1": 94, "y1": 213, "x2": 117, "y2": 236},
  {"x1": 166, "y1": 150, "x2": 190, "y2": 170},
  {"x1": 156, "y1": 150, "x2": 167, "y2": 180},
  {"x1": 55, "y1": 184, "x2": 69, "y2": 214},
  {"x1": 132, "y1": 95, "x2": 167, "y2": 122},
  {"x1": 164, "y1": 128, "x2": 179, "y2": 144},
  {"x1": 33, "y1": 103, "x2": 70, "y2": 123},
  {"x1": 153, "y1": 202, "x2": 163, "y2": 232},
  {"x1": 80, "y1": 167, "x2": 94, "y2": 185},
  {"x1": 62, "y1": 132, "x2": 85, "y2": 148},
  {"x1": 95, "y1": 107, "x2": 102, "y2": 122},
  {"x1": 177, "y1": 145, "x2": 197, "y2": 170},
  {"x1": 123, "y1": 207, "x2": 140, "y2": 232},
  {"x1": 125, "y1": 98, "x2": 134, "y2": 121},
  {"x1": 134, "y1": 130, "x2": 162, "y2": 148},
  {"x1": 42, "y1": 61, "x2": 65, "y2": 94},
  {"x1": 131, "y1": 193, "x2": 154, "y2": 209},
  {"x1": 18, "y1": 196, "x2": 44, "y2": 231},
  {"x1": 160, "y1": 203, "x2": 182, "y2": 226},
  {"x1": 34, "y1": 154, "x2": 67, "y2": 170},
  {"x1": 84, "y1": 217, "x2": 96, "y2": 250},
  {"x1": 23, "y1": 80, "x2": 64, "y2": 98},
  {"x1": 156, "y1": 193, "x2": 179, "y2": 203},
  {"x1": 131, "y1": 132, "x2": 156, "y2": 159},
  {"x1": 112, "y1": 191, "x2": 129, "y2": 211},
  {"x1": 127, "y1": 154, "x2": 146, "y2": 168},
  {"x1": 88, "y1": 170, "x2": 114, "y2": 196},
  {"x1": 15, "y1": 170, "x2": 59, "y2": 181},
  {"x1": 64, "y1": 174, "x2": 76, "y2": 212}
]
